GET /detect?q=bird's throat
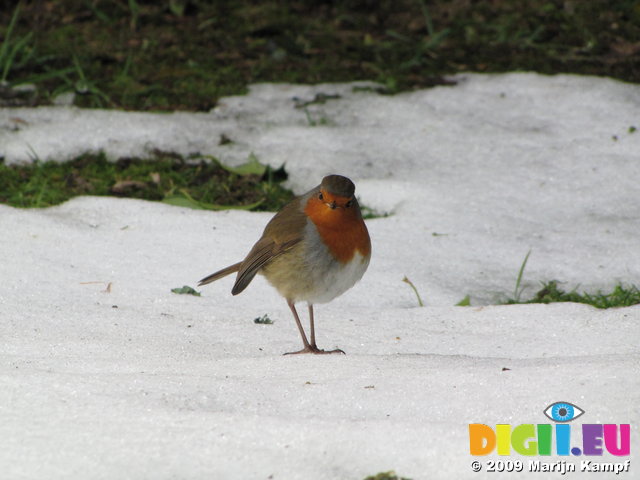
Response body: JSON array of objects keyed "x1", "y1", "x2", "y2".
[{"x1": 304, "y1": 197, "x2": 371, "y2": 263}]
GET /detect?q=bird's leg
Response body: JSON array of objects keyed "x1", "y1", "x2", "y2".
[
  {"x1": 308, "y1": 303, "x2": 317, "y2": 348},
  {"x1": 283, "y1": 301, "x2": 345, "y2": 355},
  {"x1": 285, "y1": 299, "x2": 312, "y2": 353},
  {"x1": 308, "y1": 303, "x2": 345, "y2": 355}
]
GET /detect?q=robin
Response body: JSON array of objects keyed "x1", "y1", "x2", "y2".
[{"x1": 198, "y1": 174, "x2": 371, "y2": 355}]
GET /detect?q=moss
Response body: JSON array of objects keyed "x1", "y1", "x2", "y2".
[{"x1": 0, "y1": 152, "x2": 293, "y2": 210}]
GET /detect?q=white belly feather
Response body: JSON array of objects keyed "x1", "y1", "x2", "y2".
[{"x1": 306, "y1": 251, "x2": 369, "y2": 304}]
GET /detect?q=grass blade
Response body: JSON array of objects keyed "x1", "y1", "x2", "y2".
[
  {"x1": 403, "y1": 276, "x2": 424, "y2": 307},
  {"x1": 513, "y1": 250, "x2": 532, "y2": 302}
]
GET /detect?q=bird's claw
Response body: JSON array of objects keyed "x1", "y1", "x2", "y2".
[{"x1": 284, "y1": 345, "x2": 345, "y2": 355}]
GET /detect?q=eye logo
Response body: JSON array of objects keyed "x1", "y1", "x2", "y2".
[{"x1": 543, "y1": 401, "x2": 584, "y2": 423}]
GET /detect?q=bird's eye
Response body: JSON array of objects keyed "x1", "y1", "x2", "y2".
[
  {"x1": 543, "y1": 402, "x2": 585, "y2": 423},
  {"x1": 345, "y1": 199, "x2": 353, "y2": 208},
  {"x1": 318, "y1": 192, "x2": 324, "y2": 201}
]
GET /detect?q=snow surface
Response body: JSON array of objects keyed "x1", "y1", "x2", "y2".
[{"x1": 1, "y1": 73, "x2": 639, "y2": 479}]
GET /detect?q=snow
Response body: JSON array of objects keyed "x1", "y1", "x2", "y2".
[{"x1": 1, "y1": 73, "x2": 639, "y2": 479}]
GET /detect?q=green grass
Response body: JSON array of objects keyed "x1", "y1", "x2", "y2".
[
  {"x1": 0, "y1": 152, "x2": 293, "y2": 210},
  {"x1": 506, "y1": 281, "x2": 640, "y2": 309},
  {"x1": 1, "y1": 1, "x2": 638, "y2": 110},
  {"x1": 500, "y1": 250, "x2": 640, "y2": 308},
  {"x1": 0, "y1": 3, "x2": 33, "y2": 83},
  {"x1": 512, "y1": 250, "x2": 532, "y2": 303},
  {"x1": 364, "y1": 472, "x2": 412, "y2": 480}
]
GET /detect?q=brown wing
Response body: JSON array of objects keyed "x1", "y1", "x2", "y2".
[{"x1": 231, "y1": 192, "x2": 312, "y2": 295}]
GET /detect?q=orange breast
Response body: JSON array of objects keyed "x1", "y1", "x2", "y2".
[{"x1": 304, "y1": 196, "x2": 371, "y2": 263}]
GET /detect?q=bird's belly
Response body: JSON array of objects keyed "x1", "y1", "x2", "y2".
[
  {"x1": 262, "y1": 224, "x2": 370, "y2": 304},
  {"x1": 306, "y1": 251, "x2": 370, "y2": 304}
]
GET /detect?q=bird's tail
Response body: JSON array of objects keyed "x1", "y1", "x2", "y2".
[{"x1": 198, "y1": 262, "x2": 242, "y2": 286}]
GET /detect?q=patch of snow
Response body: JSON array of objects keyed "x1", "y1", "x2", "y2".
[{"x1": 1, "y1": 73, "x2": 638, "y2": 479}]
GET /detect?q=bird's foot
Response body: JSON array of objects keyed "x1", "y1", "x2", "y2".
[{"x1": 284, "y1": 345, "x2": 345, "y2": 355}]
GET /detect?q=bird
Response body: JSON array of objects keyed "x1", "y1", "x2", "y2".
[{"x1": 198, "y1": 174, "x2": 371, "y2": 355}]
